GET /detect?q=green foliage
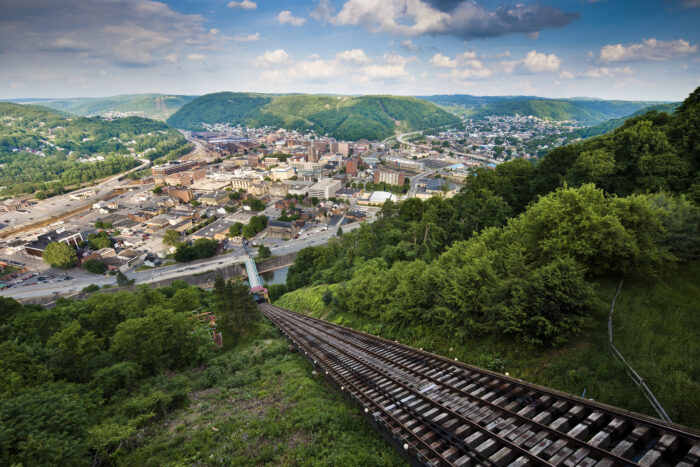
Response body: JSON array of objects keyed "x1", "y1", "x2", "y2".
[
  {"x1": 243, "y1": 197, "x2": 266, "y2": 211},
  {"x1": 82, "y1": 284, "x2": 100, "y2": 293},
  {"x1": 166, "y1": 92, "x2": 460, "y2": 140},
  {"x1": 162, "y1": 229, "x2": 180, "y2": 246},
  {"x1": 0, "y1": 102, "x2": 190, "y2": 196},
  {"x1": 43, "y1": 242, "x2": 77, "y2": 268},
  {"x1": 82, "y1": 259, "x2": 107, "y2": 274},
  {"x1": 116, "y1": 271, "x2": 134, "y2": 287},
  {"x1": 257, "y1": 244, "x2": 271, "y2": 260},
  {"x1": 174, "y1": 238, "x2": 218, "y2": 262},
  {"x1": 212, "y1": 277, "x2": 260, "y2": 346},
  {"x1": 87, "y1": 230, "x2": 112, "y2": 250}
]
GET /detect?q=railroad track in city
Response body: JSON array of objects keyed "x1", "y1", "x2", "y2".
[{"x1": 259, "y1": 303, "x2": 700, "y2": 467}]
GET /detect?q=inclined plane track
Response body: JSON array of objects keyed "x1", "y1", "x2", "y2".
[{"x1": 259, "y1": 303, "x2": 700, "y2": 467}]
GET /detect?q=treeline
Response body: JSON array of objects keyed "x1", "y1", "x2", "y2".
[
  {"x1": 0, "y1": 280, "x2": 259, "y2": 465},
  {"x1": 280, "y1": 87, "x2": 700, "y2": 347}
]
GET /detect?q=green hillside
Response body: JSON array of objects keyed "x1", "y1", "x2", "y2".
[
  {"x1": 166, "y1": 92, "x2": 461, "y2": 140},
  {"x1": 18, "y1": 94, "x2": 197, "y2": 120},
  {"x1": 0, "y1": 102, "x2": 191, "y2": 197},
  {"x1": 421, "y1": 94, "x2": 670, "y2": 126}
]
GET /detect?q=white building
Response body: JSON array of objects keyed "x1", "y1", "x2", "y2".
[{"x1": 307, "y1": 178, "x2": 341, "y2": 199}]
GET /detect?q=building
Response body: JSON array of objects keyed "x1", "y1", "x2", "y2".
[
  {"x1": 337, "y1": 142, "x2": 350, "y2": 157},
  {"x1": 345, "y1": 158, "x2": 358, "y2": 176},
  {"x1": 346, "y1": 210, "x2": 367, "y2": 222},
  {"x1": 307, "y1": 178, "x2": 341, "y2": 199},
  {"x1": 191, "y1": 217, "x2": 239, "y2": 241},
  {"x1": 358, "y1": 191, "x2": 397, "y2": 206},
  {"x1": 151, "y1": 160, "x2": 204, "y2": 184},
  {"x1": 199, "y1": 191, "x2": 229, "y2": 206},
  {"x1": 374, "y1": 170, "x2": 407, "y2": 186},
  {"x1": 308, "y1": 146, "x2": 318, "y2": 162},
  {"x1": 271, "y1": 166, "x2": 296, "y2": 181},
  {"x1": 23, "y1": 230, "x2": 83, "y2": 258},
  {"x1": 164, "y1": 186, "x2": 194, "y2": 203},
  {"x1": 267, "y1": 220, "x2": 299, "y2": 239},
  {"x1": 164, "y1": 167, "x2": 206, "y2": 186},
  {"x1": 268, "y1": 183, "x2": 289, "y2": 197}
]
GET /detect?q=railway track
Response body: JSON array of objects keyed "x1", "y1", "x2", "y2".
[{"x1": 259, "y1": 303, "x2": 700, "y2": 467}]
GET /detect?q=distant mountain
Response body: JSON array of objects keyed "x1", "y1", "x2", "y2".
[
  {"x1": 419, "y1": 94, "x2": 672, "y2": 126},
  {"x1": 166, "y1": 92, "x2": 461, "y2": 141},
  {"x1": 571, "y1": 102, "x2": 680, "y2": 138},
  {"x1": 12, "y1": 94, "x2": 197, "y2": 120}
]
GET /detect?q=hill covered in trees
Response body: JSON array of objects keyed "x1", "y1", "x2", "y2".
[
  {"x1": 0, "y1": 103, "x2": 191, "y2": 197},
  {"x1": 14, "y1": 94, "x2": 197, "y2": 121},
  {"x1": 421, "y1": 94, "x2": 671, "y2": 125},
  {"x1": 166, "y1": 92, "x2": 461, "y2": 140},
  {"x1": 273, "y1": 87, "x2": 700, "y2": 426}
]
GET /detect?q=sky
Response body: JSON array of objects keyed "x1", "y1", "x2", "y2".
[{"x1": 1, "y1": 0, "x2": 699, "y2": 101}]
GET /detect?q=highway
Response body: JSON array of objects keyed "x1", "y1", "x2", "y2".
[{"x1": 0, "y1": 220, "x2": 364, "y2": 300}]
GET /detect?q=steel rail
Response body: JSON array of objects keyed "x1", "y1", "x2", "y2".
[
  {"x1": 268, "y1": 304, "x2": 651, "y2": 466},
  {"x1": 264, "y1": 305, "x2": 557, "y2": 466}
]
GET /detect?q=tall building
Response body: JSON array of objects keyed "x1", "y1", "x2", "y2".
[
  {"x1": 345, "y1": 158, "x2": 358, "y2": 176},
  {"x1": 337, "y1": 142, "x2": 350, "y2": 157},
  {"x1": 308, "y1": 146, "x2": 318, "y2": 162}
]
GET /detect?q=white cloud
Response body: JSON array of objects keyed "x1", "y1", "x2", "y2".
[
  {"x1": 256, "y1": 49, "x2": 415, "y2": 84},
  {"x1": 277, "y1": 10, "x2": 306, "y2": 26},
  {"x1": 187, "y1": 53, "x2": 205, "y2": 61},
  {"x1": 254, "y1": 49, "x2": 291, "y2": 67},
  {"x1": 209, "y1": 28, "x2": 220, "y2": 36},
  {"x1": 558, "y1": 69, "x2": 574, "y2": 79},
  {"x1": 227, "y1": 0, "x2": 257, "y2": 10},
  {"x1": 599, "y1": 38, "x2": 697, "y2": 62},
  {"x1": 233, "y1": 32, "x2": 260, "y2": 42},
  {"x1": 520, "y1": 50, "x2": 560, "y2": 72},
  {"x1": 164, "y1": 53, "x2": 178, "y2": 63},
  {"x1": 400, "y1": 39, "x2": 419, "y2": 52},
  {"x1": 336, "y1": 49, "x2": 369, "y2": 63},
  {"x1": 429, "y1": 53, "x2": 457, "y2": 68},
  {"x1": 318, "y1": 0, "x2": 577, "y2": 40},
  {"x1": 580, "y1": 66, "x2": 634, "y2": 78}
]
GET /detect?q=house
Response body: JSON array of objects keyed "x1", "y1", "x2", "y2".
[
  {"x1": 346, "y1": 210, "x2": 367, "y2": 222},
  {"x1": 143, "y1": 254, "x2": 161, "y2": 267}
]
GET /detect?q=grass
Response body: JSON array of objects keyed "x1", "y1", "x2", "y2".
[
  {"x1": 276, "y1": 262, "x2": 700, "y2": 429},
  {"x1": 136, "y1": 262, "x2": 176, "y2": 271},
  {"x1": 117, "y1": 320, "x2": 404, "y2": 466}
]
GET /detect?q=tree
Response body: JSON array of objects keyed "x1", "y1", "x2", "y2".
[
  {"x1": 162, "y1": 229, "x2": 180, "y2": 246},
  {"x1": 116, "y1": 271, "x2": 133, "y2": 287},
  {"x1": 241, "y1": 224, "x2": 257, "y2": 239},
  {"x1": 87, "y1": 231, "x2": 112, "y2": 250},
  {"x1": 257, "y1": 245, "x2": 271, "y2": 260},
  {"x1": 152, "y1": 186, "x2": 163, "y2": 195},
  {"x1": 82, "y1": 259, "x2": 106, "y2": 274},
  {"x1": 336, "y1": 226, "x2": 343, "y2": 237},
  {"x1": 190, "y1": 200, "x2": 200, "y2": 207},
  {"x1": 229, "y1": 222, "x2": 243, "y2": 237},
  {"x1": 43, "y1": 242, "x2": 77, "y2": 268}
]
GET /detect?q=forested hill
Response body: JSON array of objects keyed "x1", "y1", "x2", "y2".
[
  {"x1": 0, "y1": 102, "x2": 192, "y2": 197},
  {"x1": 166, "y1": 92, "x2": 461, "y2": 140},
  {"x1": 12, "y1": 94, "x2": 197, "y2": 121},
  {"x1": 420, "y1": 94, "x2": 671, "y2": 125}
]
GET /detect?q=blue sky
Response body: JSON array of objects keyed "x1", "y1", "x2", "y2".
[{"x1": 1, "y1": 0, "x2": 699, "y2": 100}]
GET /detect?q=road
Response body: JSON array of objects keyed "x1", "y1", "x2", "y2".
[
  {"x1": 1, "y1": 220, "x2": 365, "y2": 300},
  {"x1": 0, "y1": 158, "x2": 151, "y2": 238}
]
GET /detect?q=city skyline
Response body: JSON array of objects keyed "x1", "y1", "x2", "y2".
[{"x1": 2, "y1": 0, "x2": 699, "y2": 100}]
